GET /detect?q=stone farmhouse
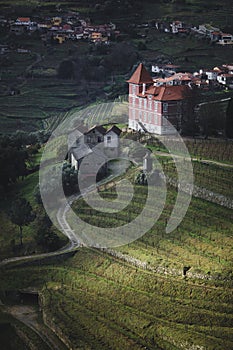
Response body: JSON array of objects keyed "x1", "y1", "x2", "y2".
[
  {"x1": 69, "y1": 125, "x2": 121, "y2": 180},
  {"x1": 127, "y1": 63, "x2": 192, "y2": 134}
]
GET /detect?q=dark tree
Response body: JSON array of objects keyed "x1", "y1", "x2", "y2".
[
  {"x1": 104, "y1": 42, "x2": 138, "y2": 73},
  {"x1": 198, "y1": 102, "x2": 223, "y2": 138},
  {"x1": 135, "y1": 171, "x2": 148, "y2": 185},
  {"x1": 0, "y1": 145, "x2": 28, "y2": 191},
  {"x1": 8, "y1": 198, "x2": 35, "y2": 245},
  {"x1": 62, "y1": 163, "x2": 79, "y2": 195},
  {"x1": 34, "y1": 184, "x2": 42, "y2": 205},
  {"x1": 33, "y1": 209, "x2": 60, "y2": 251},
  {"x1": 225, "y1": 98, "x2": 233, "y2": 138},
  {"x1": 181, "y1": 86, "x2": 200, "y2": 136},
  {"x1": 57, "y1": 60, "x2": 75, "y2": 79}
]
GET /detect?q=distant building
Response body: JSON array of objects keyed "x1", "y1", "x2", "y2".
[
  {"x1": 16, "y1": 17, "x2": 31, "y2": 25},
  {"x1": 218, "y1": 33, "x2": 233, "y2": 45},
  {"x1": 154, "y1": 72, "x2": 193, "y2": 86},
  {"x1": 152, "y1": 64, "x2": 180, "y2": 75},
  {"x1": 127, "y1": 63, "x2": 193, "y2": 134},
  {"x1": 217, "y1": 73, "x2": 233, "y2": 87}
]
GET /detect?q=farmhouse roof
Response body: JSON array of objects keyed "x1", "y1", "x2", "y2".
[
  {"x1": 106, "y1": 125, "x2": 122, "y2": 135},
  {"x1": 127, "y1": 63, "x2": 154, "y2": 84},
  {"x1": 71, "y1": 142, "x2": 92, "y2": 160},
  {"x1": 85, "y1": 125, "x2": 106, "y2": 135}
]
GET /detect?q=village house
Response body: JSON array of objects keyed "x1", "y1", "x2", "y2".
[
  {"x1": 127, "y1": 63, "x2": 192, "y2": 135},
  {"x1": 217, "y1": 73, "x2": 233, "y2": 87},
  {"x1": 171, "y1": 20, "x2": 182, "y2": 34},
  {"x1": 152, "y1": 64, "x2": 180, "y2": 75},
  {"x1": 16, "y1": 17, "x2": 31, "y2": 26},
  {"x1": 223, "y1": 64, "x2": 233, "y2": 73},
  {"x1": 203, "y1": 69, "x2": 219, "y2": 81},
  {"x1": 217, "y1": 33, "x2": 233, "y2": 45},
  {"x1": 197, "y1": 24, "x2": 220, "y2": 37},
  {"x1": 154, "y1": 72, "x2": 193, "y2": 87},
  {"x1": 69, "y1": 125, "x2": 121, "y2": 180}
]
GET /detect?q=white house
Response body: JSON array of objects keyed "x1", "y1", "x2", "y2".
[
  {"x1": 104, "y1": 125, "x2": 121, "y2": 157},
  {"x1": 204, "y1": 70, "x2": 218, "y2": 80},
  {"x1": 217, "y1": 73, "x2": 233, "y2": 86},
  {"x1": 218, "y1": 33, "x2": 233, "y2": 45},
  {"x1": 170, "y1": 20, "x2": 183, "y2": 34}
]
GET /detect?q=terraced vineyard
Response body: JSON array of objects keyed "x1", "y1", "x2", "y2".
[
  {"x1": 70, "y1": 172, "x2": 233, "y2": 277},
  {"x1": 185, "y1": 139, "x2": 233, "y2": 163},
  {"x1": 1, "y1": 247, "x2": 233, "y2": 350},
  {"x1": 160, "y1": 158, "x2": 233, "y2": 199}
]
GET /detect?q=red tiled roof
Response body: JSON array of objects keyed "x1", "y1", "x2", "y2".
[
  {"x1": 127, "y1": 63, "x2": 153, "y2": 84},
  {"x1": 220, "y1": 73, "x2": 233, "y2": 77},
  {"x1": 221, "y1": 33, "x2": 232, "y2": 37},
  {"x1": 17, "y1": 17, "x2": 30, "y2": 22},
  {"x1": 154, "y1": 72, "x2": 193, "y2": 84},
  {"x1": 146, "y1": 85, "x2": 191, "y2": 101},
  {"x1": 164, "y1": 64, "x2": 180, "y2": 68}
]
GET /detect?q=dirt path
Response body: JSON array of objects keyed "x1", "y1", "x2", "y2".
[{"x1": 155, "y1": 150, "x2": 233, "y2": 168}]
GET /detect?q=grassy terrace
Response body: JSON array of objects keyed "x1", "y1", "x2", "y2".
[
  {"x1": 70, "y1": 173, "x2": 233, "y2": 276},
  {"x1": 144, "y1": 136, "x2": 233, "y2": 197},
  {"x1": 184, "y1": 139, "x2": 233, "y2": 163},
  {"x1": 160, "y1": 158, "x2": 233, "y2": 199},
  {"x1": 1, "y1": 247, "x2": 233, "y2": 350}
]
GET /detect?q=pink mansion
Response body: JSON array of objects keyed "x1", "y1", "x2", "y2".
[{"x1": 127, "y1": 63, "x2": 192, "y2": 134}]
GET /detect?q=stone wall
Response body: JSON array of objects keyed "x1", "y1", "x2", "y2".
[{"x1": 166, "y1": 176, "x2": 233, "y2": 209}]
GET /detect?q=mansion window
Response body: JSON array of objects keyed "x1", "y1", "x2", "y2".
[
  {"x1": 107, "y1": 136, "x2": 111, "y2": 143},
  {"x1": 132, "y1": 84, "x2": 136, "y2": 95},
  {"x1": 163, "y1": 103, "x2": 168, "y2": 113},
  {"x1": 144, "y1": 111, "x2": 147, "y2": 122}
]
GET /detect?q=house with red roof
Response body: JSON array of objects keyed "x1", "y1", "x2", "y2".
[
  {"x1": 154, "y1": 72, "x2": 193, "y2": 86},
  {"x1": 16, "y1": 17, "x2": 31, "y2": 25},
  {"x1": 127, "y1": 63, "x2": 192, "y2": 134}
]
